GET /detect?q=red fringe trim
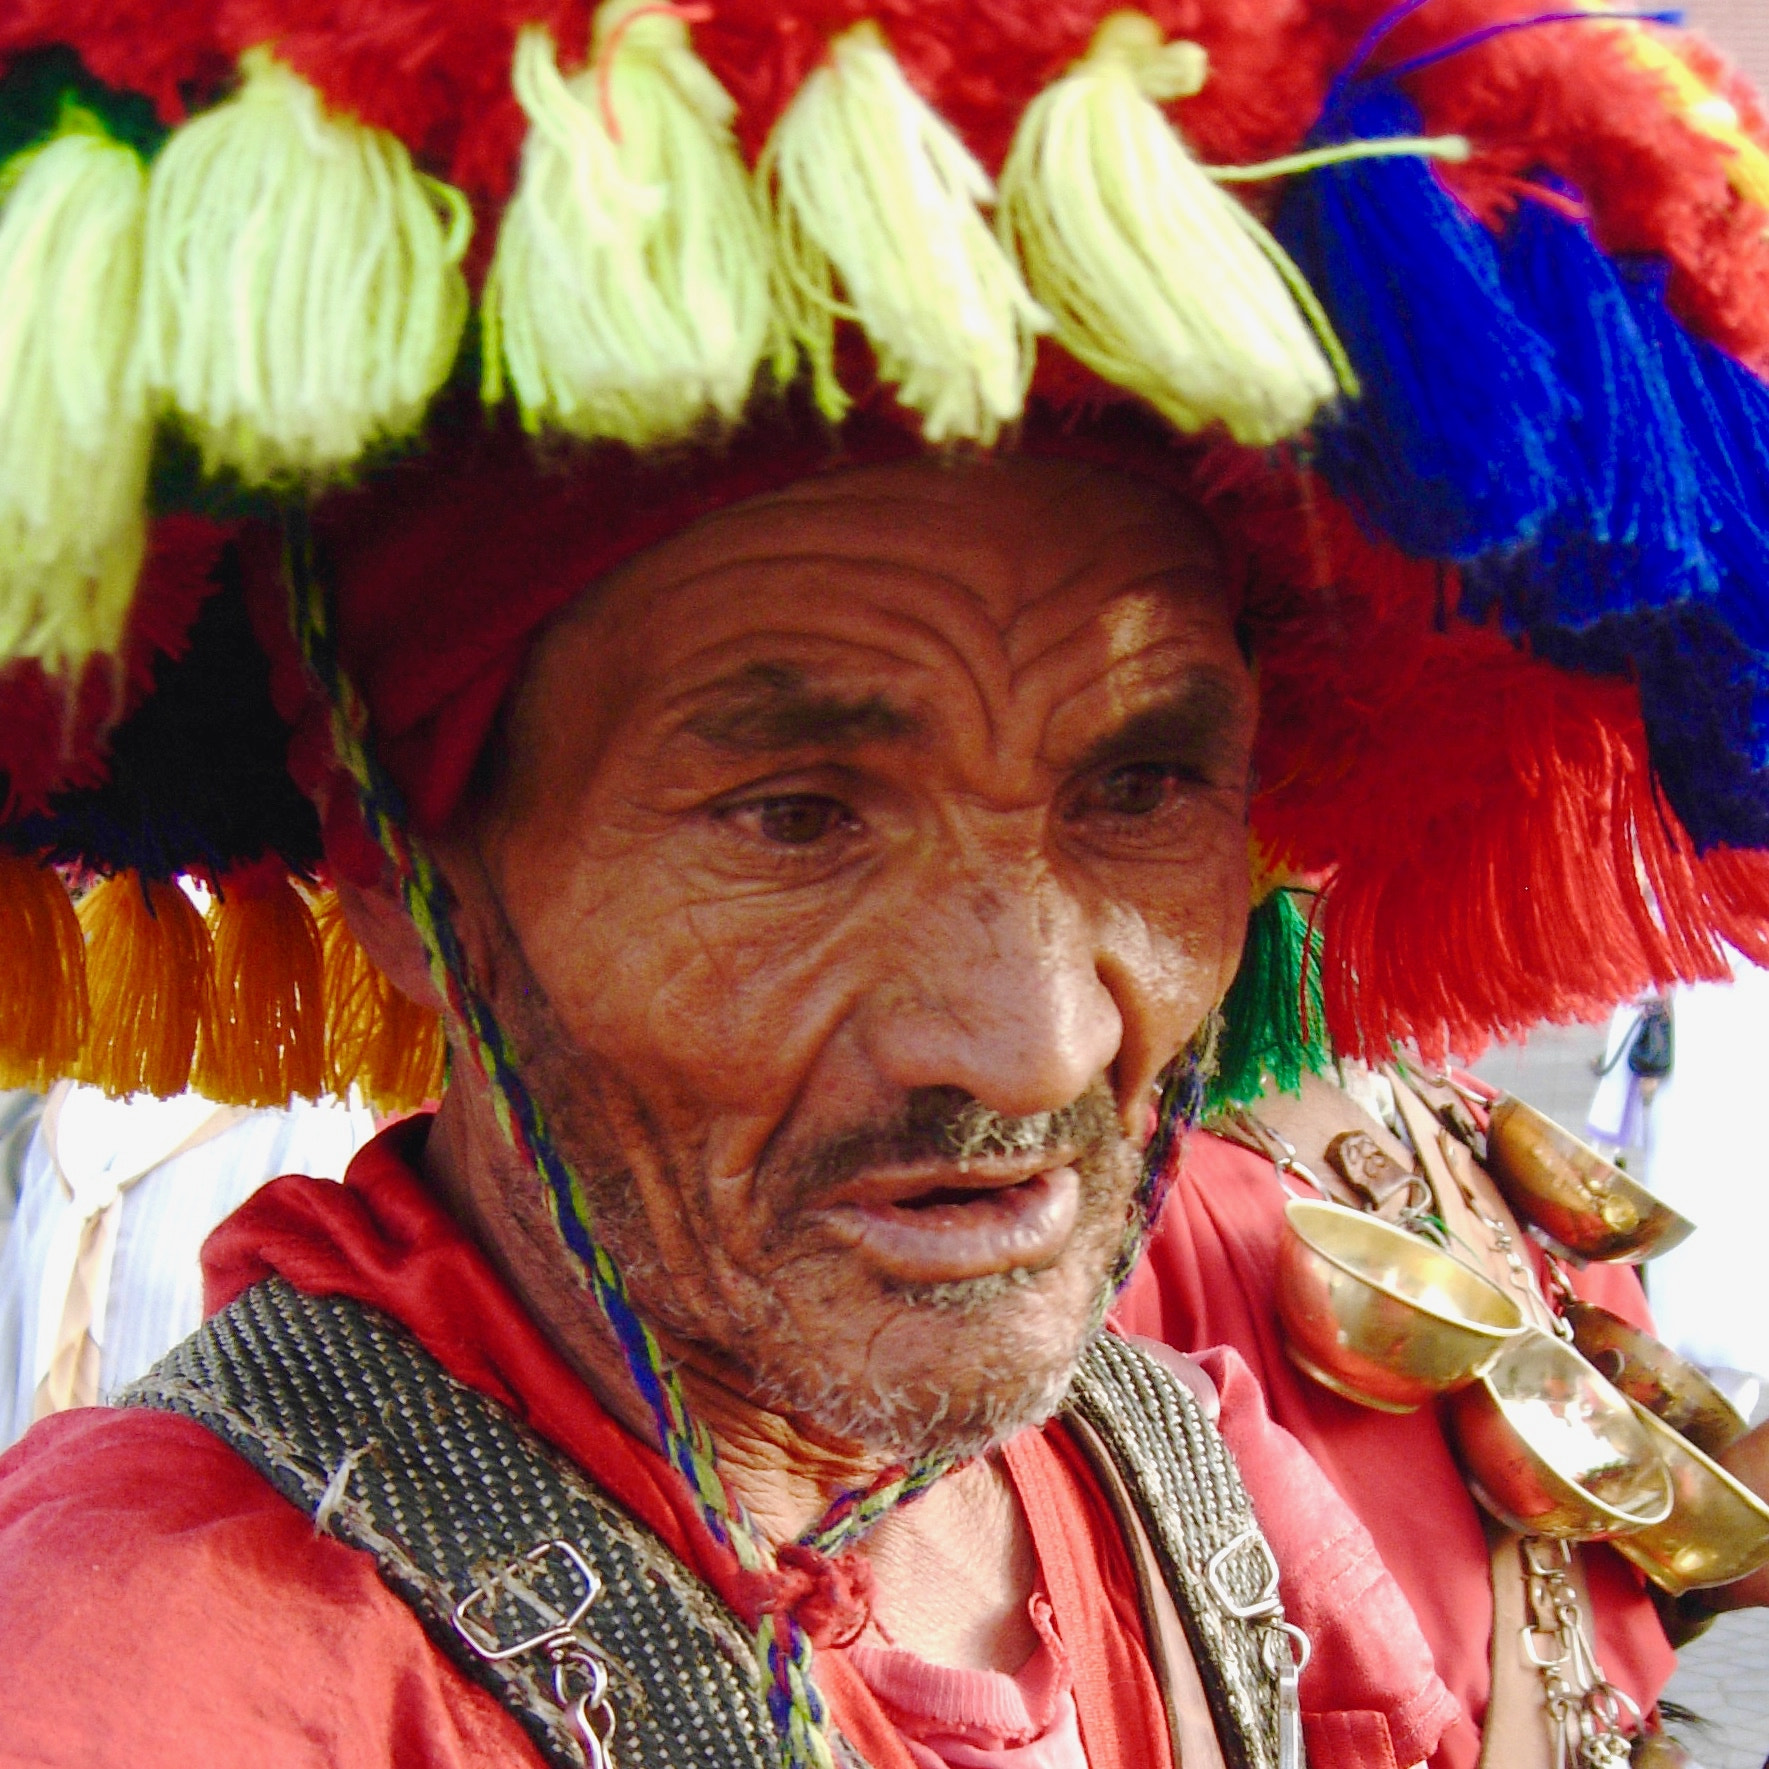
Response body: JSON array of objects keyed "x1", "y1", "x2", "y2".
[{"x1": 0, "y1": 515, "x2": 231, "y2": 817}]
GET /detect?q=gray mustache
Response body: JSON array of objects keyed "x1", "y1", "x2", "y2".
[{"x1": 789, "y1": 1084, "x2": 1121, "y2": 1195}]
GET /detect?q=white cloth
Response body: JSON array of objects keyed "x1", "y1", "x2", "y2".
[
  {"x1": 0, "y1": 1085, "x2": 375, "y2": 1449},
  {"x1": 1589, "y1": 954, "x2": 1769, "y2": 1382}
]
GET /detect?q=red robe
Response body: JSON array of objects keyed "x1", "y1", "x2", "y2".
[
  {"x1": 1113, "y1": 1132, "x2": 1679, "y2": 1769},
  {"x1": 0, "y1": 1120, "x2": 1457, "y2": 1769}
]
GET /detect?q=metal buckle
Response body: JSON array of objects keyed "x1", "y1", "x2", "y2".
[
  {"x1": 452, "y1": 1539, "x2": 603, "y2": 1662},
  {"x1": 1204, "y1": 1526, "x2": 1283, "y2": 1621},
  {"x1": 452, "y1": 1541, "x2": 618, "y2": 1769}
]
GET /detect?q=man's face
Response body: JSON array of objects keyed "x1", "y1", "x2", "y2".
[{"x1": 461, "y1": 457, "x2": 1254, "y2": 1459}]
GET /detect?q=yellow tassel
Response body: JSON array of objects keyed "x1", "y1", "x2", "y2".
[
  {"x1": 0, "y1": 856, "x2": 89, "y2": 1090},
  {"x1": 138, "y1": 49, "x2": 473, "y2": 485},
  {"x1": 0, "y1": 115, "x2": 151, "y2": 670},
  {"x1": 997, "y1": 12, "x2": 1350, "y2": 447},
  {"x1": 483, "y1": 6, "x2": 775, "y2": 445},
  {"x1": 73, "y1": 873, "x2": 212, "y2": 1100},
  {"x1": 315, "y1": 891, "x2": 445, "y2": 1114},
  {"x1": 190, "y1": 871, "x2": 326, "y2": 1108},
  {"x1": 759, "y1": 21, "x2": 1048, "y2": 443}
]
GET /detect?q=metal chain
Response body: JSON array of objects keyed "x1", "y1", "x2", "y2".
[{"x1": 1520, "y1": 1538, "x2": 1641, "y2": 1769}]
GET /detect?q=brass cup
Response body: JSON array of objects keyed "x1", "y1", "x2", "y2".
[
  {"x1": 1484, "y1": 1096, "x2": 1694, "y2": 1264},
  {"x1": 1275, "y1": 1198, "x2": 1526, "y2": 1413},
  {"x1": 1564, "y1": 1299, "x2": 1748, "y2": 1460},
  {"x1": 1446, "y1": 1328, "x2": 1674, "y2": 1539},
  {"x1": 1608, "y1": 1403, "x2": 1769, "y2": 1595}
]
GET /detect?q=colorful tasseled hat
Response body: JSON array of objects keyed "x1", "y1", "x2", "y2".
[{"x1": 1, "y1": 0, "x2": 1768, "y2": 1104}]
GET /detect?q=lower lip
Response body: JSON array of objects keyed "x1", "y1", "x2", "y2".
[{"x1": 817, "y1": 1167, "x2": 1081, "y2": 1285}]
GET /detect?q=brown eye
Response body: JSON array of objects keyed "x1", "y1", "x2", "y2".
[
  {"x1": 1086, "y1": 762, "x2": 1184, "y2": 818},
  {"x1": 754, "y1": 795, "x2": 856, "y2": 845}
]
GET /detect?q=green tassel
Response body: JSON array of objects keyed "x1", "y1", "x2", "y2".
[{"x1": 1206, "y1": 889, "x2": 1329, "y2": 1112}]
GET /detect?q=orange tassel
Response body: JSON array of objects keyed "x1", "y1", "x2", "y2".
[
  {"x1": 73, "y1": 872, "x2": 212, "y2": 1099},
  {"x1": 191, "y1": 866, "x2": 327, "y2": 1108},
  {"x1": 314, "y1": 891, "x2": 445, "y2": 1113},
  {"x1": 0, "y1": 855, "x2": 89, "y2": 1090}
]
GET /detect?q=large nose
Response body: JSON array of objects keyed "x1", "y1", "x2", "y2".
[{"x1": 859, "y1": 853, "x2": 1125, "y2": 1121}]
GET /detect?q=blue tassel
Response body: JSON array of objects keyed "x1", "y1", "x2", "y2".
[
  {"x1": 1276, "y1": 86, "x2": 1566, "y2": 560},
  {"x1": 1617, "y1": 262, "x2": 1769, "y2": 652},
  {"x1": 1531, "y1": 606, "x2": 1769, "y2": 852},
  {"x1": 1484, "y1": 196, "x2": 1713, "y2": 627}
]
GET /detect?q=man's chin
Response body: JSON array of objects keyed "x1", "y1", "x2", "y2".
[{"x1": 761, "y1": 1266, "x2": 1121, "y2": 1462}]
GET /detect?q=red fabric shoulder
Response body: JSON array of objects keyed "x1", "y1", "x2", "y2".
[
  {"x1": 201, "y1": 1116, "x2": 756, "y2": 1620},
  {"x1": 0, "y1": 1406, "x2": 535, "y2": 1769},
  {"x1": 1113, "y1": 1130, "x2": 1676, "y2": 1769}
]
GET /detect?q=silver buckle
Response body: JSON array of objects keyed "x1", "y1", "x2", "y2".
[
  {"x1": 1204, "y1": 1525, "x2": 1283, "y2": 1621},
  {"x1": 452, "y1": 1540, "x2": 618, "y2": 1769},
  {"x1": 453, "y1": 1539, "x2": 603, "y2": 1661}
]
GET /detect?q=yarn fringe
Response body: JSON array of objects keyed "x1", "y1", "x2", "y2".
[
  {"x1": 138, "y1": 48, "x2": 472, "y2": 486},
  {"x1": 1206, "y1": 887, "x2": 1329, "y2": 1112},
  {"x1": 315, "y1": 890, "x2": 445, "y2": 1113},
  {"x1": 0, "y1": 854, "x2": 87, "y2": 1091},
  {"x1": 1276, "y1": 86, "x2": 1565, "y2": 560},
  {"x1": 0, "y1": 109, "x2": 151, "y2": 670},
  {"x1": 998, "y1": 15, "x2": 1343, "y2": 447},
  {"x1": 72, "y1": 870, "x2": 212, "y2": 1099},
  {"x1": 483, "y1": 6, "x2": 774, "y2": 446},
  {"x1": 759, "y1": 21, "x2": 1046, "y2": 443},
  {"x1": 191, "y1": 865, "x2": 326, "y2": 1108}
]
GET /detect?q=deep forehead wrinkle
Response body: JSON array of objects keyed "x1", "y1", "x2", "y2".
[{"x1": 681, "y1": 662, "x2": 923, "y2": 754}]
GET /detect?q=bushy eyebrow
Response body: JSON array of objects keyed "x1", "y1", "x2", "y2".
[
  {"x1": 1069, "y1": 669, "x2": 1246, "y2": 778},
  {"x1": 681, "y1": 663, "x2": 922, "y2": 754}
]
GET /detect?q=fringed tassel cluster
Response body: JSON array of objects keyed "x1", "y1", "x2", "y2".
[
  {"x1": 0, "y1": 111, "x2": 151, "y2": 671},
  {"x1": 997, "y1": 16, "x2": 1346, "y2": 447},
  {"x1": 72, "y1": 870, "x2": 213, "y2": 1099},
  {"x1": 0, "y1": 860, "x2": 441, "y2": 1109},
  {"x1": 1275, "y1": 87, "x2": 1566, "y2": 560},
  {"x1": 1206, "y1": 888, "x2": 1329, "y2": 1112},
  {"x1": 759, "y1": 21, "x2": 1048, "y2": 443},
  {"x1": 137, "y1": 48, "x2": 471, "y2": 485},
  {"x1": 483, "y1": 7, "x2": 775, "y2": 447},
  {"x1": 0, "y1": 854, "x2": 88, "y2": 1090},
  {"x1": 192, "y1": 865, "x2": 326, "y2": 1108},
  {"x1": 315, "y1": 892, "x2": 445, "y2": 1113}
]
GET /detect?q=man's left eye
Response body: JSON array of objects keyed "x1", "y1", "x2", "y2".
[{"x1": 1076, "y1": 761, "x2": 1194, "y2": 819}]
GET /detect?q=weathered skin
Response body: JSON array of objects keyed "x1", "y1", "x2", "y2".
[{"x1": 347, "y1": 456, "x2": 1255, "y2": 1670}]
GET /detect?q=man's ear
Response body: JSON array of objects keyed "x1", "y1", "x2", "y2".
[{"x1": 334, "y1": 871, "x2": 446, "y2": 1013}]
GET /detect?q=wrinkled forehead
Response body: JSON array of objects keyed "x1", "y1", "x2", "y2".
[{"x1": 512, "y1": 456, "x2": 1242, "y2": 735}]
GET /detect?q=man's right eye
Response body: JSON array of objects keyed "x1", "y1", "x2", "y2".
[{"x1": 743, "y1": 795, "x2": 859, "y2": 846}]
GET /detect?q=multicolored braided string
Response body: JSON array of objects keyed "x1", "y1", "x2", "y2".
[{"x1": 284, "y1": 509, "x2": 1204, "y2": 1768}]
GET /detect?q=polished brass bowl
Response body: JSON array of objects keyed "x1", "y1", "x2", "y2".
[
  {"x1": 1485, "y1": 1096, "x2": 1694, "y2": 1263},
  {"x1": 1609, "y1": 1403, "x2": 1769, "y2": 1594},
  {"x1": 1276, "y1": 1198, "x2": 1525, "y2": 1413},
  {"x1": 1564, "y1": 1300, "x2": 1747, "y2": 1460},
  {"x1": 1446, "y1": 1328, "x2": 1674, "y2": 1539}
]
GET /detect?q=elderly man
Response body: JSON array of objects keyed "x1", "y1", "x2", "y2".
[
  {"x1": 0, "y1": 449, "x2": 1460, "y2": 1769},
  {"x1": 1, "y1": 4, "x2": 1769, "y2": 1769}
]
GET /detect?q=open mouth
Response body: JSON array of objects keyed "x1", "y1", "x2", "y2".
[{"x1": 816, "y1": 1165, "x2": 1082, "y2": 1285}]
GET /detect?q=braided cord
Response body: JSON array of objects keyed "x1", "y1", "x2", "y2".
[{"x1": 284, "y1": 515, "x2": 908, "y2": 1769}]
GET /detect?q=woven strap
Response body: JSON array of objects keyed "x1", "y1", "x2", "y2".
[
  {"x1": 120, "y1": 1278, "x2": 778, "y2": 1769},
  {"x1": 1066, "y1": 1333, "x2": 1295, "y2": 1769},
  {"x1": 121, "y1": 1280, "x2": 1291, "y2": 1769}
]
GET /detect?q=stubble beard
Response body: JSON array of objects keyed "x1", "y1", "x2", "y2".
[
  {"x1": 508, "y1": 1023, "x2": 1147, "y2": 1463},
  {"x1": 465, "y1": 889, "x2": 1154, "y2": 1464}
]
